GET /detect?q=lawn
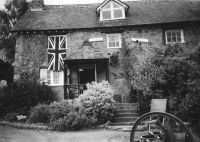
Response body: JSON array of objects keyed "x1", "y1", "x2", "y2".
[{"x1": 0, "y1": 124, "x2": 130, "y2": 142}]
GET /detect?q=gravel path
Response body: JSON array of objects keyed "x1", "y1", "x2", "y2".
[{"x1": 0, "y1": 124, "x2": 130, "y2": 142}]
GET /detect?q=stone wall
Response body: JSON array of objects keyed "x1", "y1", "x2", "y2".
[
  {"x1": 14, "y1": 34, "x2": 64, "y2": 100},
  {"x1": 65, "y1": 26, "x2": 164, "y2": 102},
  {"x1": 14, "y1": 23, "x2": 200, "y2": 102}
]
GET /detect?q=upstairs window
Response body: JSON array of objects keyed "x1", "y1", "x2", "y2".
[
  {"x1": 100, "y1": 1, "x2": 125, "y2": 21},
  {"x1": 107, "y1": 33, "x2": 122, "y2": 48},
  {"x1": 40, "y1": 68, "x2": 64, "y2": 86},
  {"x1": 165, "y1": 30, "x2": 184, "y2": 44}
]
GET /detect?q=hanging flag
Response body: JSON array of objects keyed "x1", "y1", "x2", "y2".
[{"x1": 48, "y1": 35, "x2": 67, "y2": 71}]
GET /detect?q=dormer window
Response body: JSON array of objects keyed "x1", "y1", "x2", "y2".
[
  {"x1": 97, "y1": 0, "x2": 129, "y2": 21},
  {"x1": 100, "y1": 1, "x2": 125, "y2": 21}
]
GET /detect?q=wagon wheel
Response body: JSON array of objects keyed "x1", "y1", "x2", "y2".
[{"x1": 130, "y1": 112, "x2": 194, "y2": 142}]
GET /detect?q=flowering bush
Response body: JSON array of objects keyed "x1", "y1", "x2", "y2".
[{"x1": 78, "y1": 81, "x2": 115, "y2": 124}]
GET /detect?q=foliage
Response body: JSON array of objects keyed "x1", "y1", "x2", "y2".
[
  {"x1": 0, "y1": 80, "x2": 55, "y2": 117},
  {"x1": 127, "y1": 43, "x2": 200, "y2": 123},
  {"x1": 50, "y1": 102, "x2": 94, "y2": 131},
  {"x1": 1, "y1": 0, "x2": 29, "y2": 28},
  {"x1": 0, "y1": 59, "x2": 13, "y2": 83},
  {"x1": 0, "y1": 0, "x2": 28, "y2": 63},
  {"x1": 109, "y1": 52, "x2": 119, "y2": 66},
  {"x1": 156, "y1": 45, "x2": 200, "y2": 122},
  {"x1": 0, "y1": 34, "x2": 16, "y2": 63},
  {"x1": 78, "y1": 81, "x2": 115, "y2": 125},
  {"x1": 29, "y1": 100, "x2": 96, "y2": 131},
  {"x1": 4, "y1": 112, "x2": 18, "y2": 122},
  {"x1": 121, "y1": 41, "x2": 200, "y2": 123},
  {"x1": 29, "y1": 104, "x2": 51, "y2": 123},
  {"x1": 120, "y1": 39, "x2": 164, "y2": 111}
]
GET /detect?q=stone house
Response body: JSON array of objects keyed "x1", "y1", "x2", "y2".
[{"x1": 11, "y1": 0, "x2": 200, "y2": 102}]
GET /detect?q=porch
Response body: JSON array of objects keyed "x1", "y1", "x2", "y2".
[{"x1": 64, "y1": 58, "x2": 109, "y2": 99}]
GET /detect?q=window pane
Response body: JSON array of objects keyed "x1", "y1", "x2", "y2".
[
  {"x1": 177, "y1": 32, "x2": 181, "y2": 37},
  {"x1": 177, "y1": 37, "x2": 181, "y2": 42},
  {"x1": 47, "y1": 70, "x2": 51, "y2": 84},
  {"x1": 167, "y1": 32, "x2": 171, "y2": 37},
  {"x1": 172, "y1": 32, "x2": 176, "y2": 37},
  {"x1": 113, "y1": 2, "x2": 120, "y2": 8},
  {"x1": 103, "y1": 2, "x2": 111, "y2": 9},
  {"x1": 114, "y1": 9, "x2": 123, "y2": 18},
  {"x1": 167, "y1": 37, "x2": 171, "y2": 42},
  {"x1": 59, "y1": 71, "x2": 64, "y2": 84},
  {"x1": 110, "y1": 35, "x2": 115, "y2": 41},
  {"x1": 40, "y1": 69, "x2": 47, "y2": 83},
  {"x1": 109, "y1": 42, "x2": 115, "y2": 47},
  {"x1": 115, "y1": 42, "x2": 120, "y2": 47},
  {"x1": 172, "y1": 37, "x2": 176, "y2": 42},
  {"x1": 53, "y1": 72, "x2": 59, "y2": 84},
  {"x1": 102, "y1": 10, "x2": 111, "y2": 19}
]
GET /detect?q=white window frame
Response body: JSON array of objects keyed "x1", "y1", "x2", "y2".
[
  {"x1": 40, "y1": 68, "x2": 64, "y2": 86},
  {"x1": 100, "y1": 1, "x2": 125, "y2": 21},
  {"x1": 48, "y1": 35, "x2": 68, "y2": 50},
  {"x1": 107, "y1": 33, "x2": 122, "y2": 48},
  {"x1": 165, "y1": 29, "x2": 184, "y2": 44}
]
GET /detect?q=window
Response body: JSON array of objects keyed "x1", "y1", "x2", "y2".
[
  {"x1": 107, "y1": 33, "x2": 122, "y2": 48},
  {"x1": 100, "y1": 1, "x2": 125, "y2": 21},
  {"x1": 40, "y1": 68, "x2": 64, "y2": 86},
  {"x1": 165, "y1": 30, "x2": 184, "y2": 44}
]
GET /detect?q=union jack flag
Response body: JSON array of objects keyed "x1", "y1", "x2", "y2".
[{"x1": 48, "y1": 35, "x2": 67, "y2": 71}]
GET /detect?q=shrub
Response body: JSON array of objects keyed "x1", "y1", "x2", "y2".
[
  {"x1": 29, "y1": 104, "x2": 51, "y2": 123},
  {"x1": 29, "y1": 101, "x2": 71, "y2": 124},
  {"x1": 135, "y1": 45, "x2": 200, "y2": 124},
  {"x1": 78, "y1": 81, "x2": 115, "y2": 125},
  {"x1": 29, "y1": 100, "x2": 96, "y2": 131},
  {"x1": 50, "y1": 100, "x2": 95, "y2": 131},
  {"x1": 4, "y1": 112, "x2": 18, "y2": 122},
  {"x1": 0, "y1": 80, "x2": 55, "y2": 117}
]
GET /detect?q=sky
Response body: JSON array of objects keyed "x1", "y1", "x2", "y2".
[{"x1": 0, "y1": 0, "x2": 137, "y2": 10}]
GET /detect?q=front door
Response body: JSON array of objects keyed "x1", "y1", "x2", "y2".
[{"x1": 79, "y1": 67, "x2": 96, "y2": 84}]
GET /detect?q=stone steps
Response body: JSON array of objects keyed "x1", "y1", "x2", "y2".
[
  {"x1": 109, "y1": 103, "x2": 140, "y2": 129},
  {"x1": 112, "y1": 117, "x2": 138, "y2": 122},
  {"x1": 115, "y1": 109, "x2": 139, "y2": 114},
  {"x1": 109, "y1": 122, "x2": 135, "y2": 126},
  {"x1": 114, "y1": 113, "x2": 139, "y2": 117}
]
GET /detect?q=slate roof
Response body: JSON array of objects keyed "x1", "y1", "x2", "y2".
[{"x1": 11, "y1": 0, "x2": 200, "y2": 32}]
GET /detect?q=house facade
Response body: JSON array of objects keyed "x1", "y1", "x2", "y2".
[{"x1": 11, "y1": 0, "x2": 200, "y2": 102}]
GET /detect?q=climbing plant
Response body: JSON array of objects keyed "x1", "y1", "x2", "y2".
[{"x1": 120, "y1": 38, "x2": 164, "y2": 104}]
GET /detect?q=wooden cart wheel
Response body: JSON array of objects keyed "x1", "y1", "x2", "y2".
[{"x1": 130, "y1": 112, "x2": 194, "y2": 142}]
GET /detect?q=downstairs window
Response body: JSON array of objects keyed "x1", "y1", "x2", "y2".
[{"x1": 40, "y1": 68, "x2": 64, "y2": 86}]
